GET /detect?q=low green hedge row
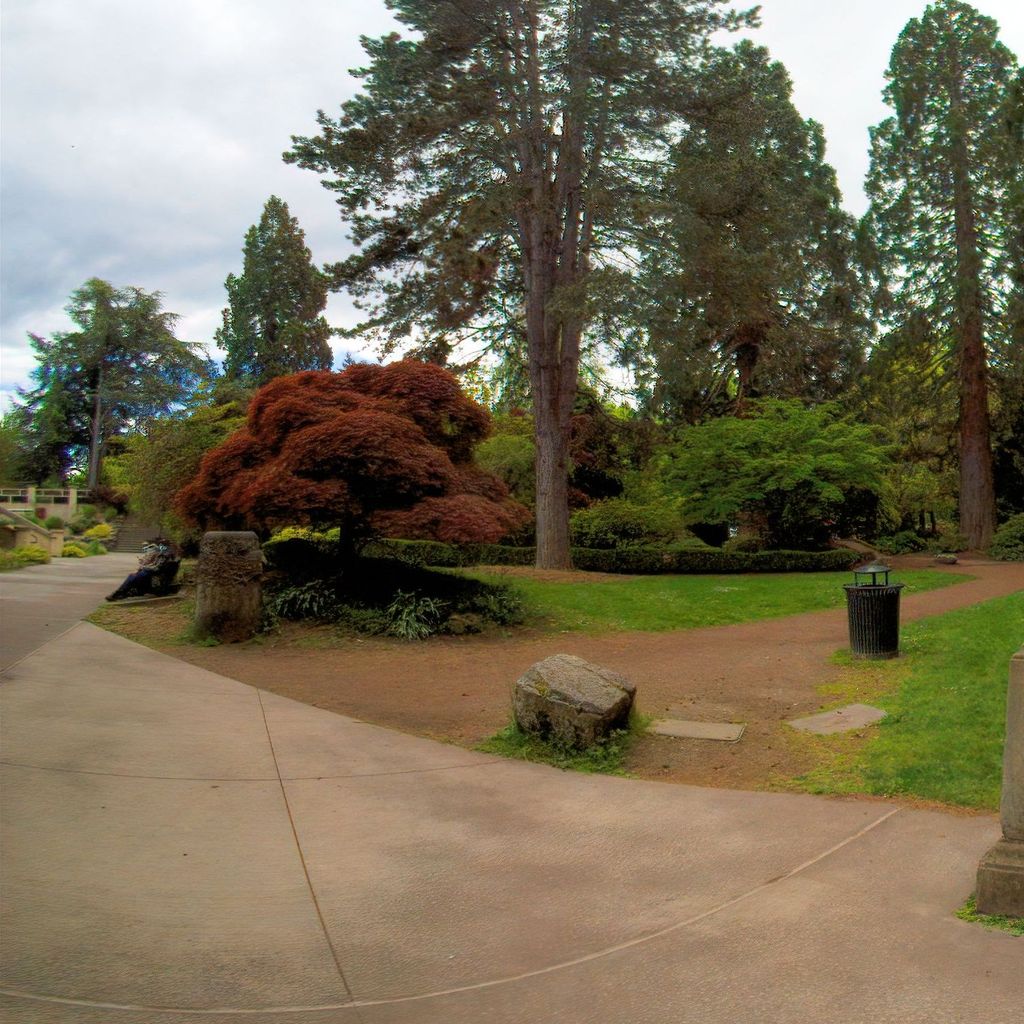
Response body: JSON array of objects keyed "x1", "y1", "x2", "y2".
[{"x1": 365, "y1": 539, "x2": 859, "y2": 575}]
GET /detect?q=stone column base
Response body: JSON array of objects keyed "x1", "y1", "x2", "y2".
[{"x1": 976, "y1": 839, "x2": 1024, "y2": 917}]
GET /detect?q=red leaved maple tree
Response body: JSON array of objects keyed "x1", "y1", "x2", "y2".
[{"x1": 175, "y1": 361, "x2": 530, "y2": 549}]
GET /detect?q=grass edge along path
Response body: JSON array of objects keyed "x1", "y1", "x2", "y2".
[
  {"x1": 464, "y1": 568, "x2": 965, "y2": 633},
  {"x1": 787, "y1": 590, "x2": 1024, "y2": 811},
  {"x1": 955, "y1": 895, "x2": 1023, "y2": 936}
]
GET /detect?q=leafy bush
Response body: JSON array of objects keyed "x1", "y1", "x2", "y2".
[
  {"x1": 722, "y1": 534, "x2": 763, "y2": 554},
  {"x1": 366, "y1": 539, "x2": 856, "y2": 575},
  {"x1": 384, "y1": 590, "x2": 446, "y2": 640},
  {"x1": 83, "y1": 523, "x2": 113, "y2": 540},
  {"x1": 569, "y1": 546, "x2": 858, "y2": 575},
  {"x1": 989, "y1": 515, "x2": 1024, "y2": 561},
  {"x1": 569, "y1": 498, "x2": 700, "y2": 549},
  {"x1": 263, "y1": 553, "x2": 525, "y2": 636},
  {"x1": 268, "y1": 580, "x2": 342, "y2": 621},
  {"x1": 929, "y1": 531, "x2": 969, "y2": 553},
  {"x1": 475, "y1": 432, "x2": 536, "y2": 506},
  {"x1": 263, "y1": 527, "x2": 343, "y2": 579},
  {"x1": 0, "y1": 547, "x2": 51, "y2": 571},
  {"x1": 877, "y1": 530, "x2": 928, "y2": 554},
  {"x1": 665, "y1": 399, "x2": 889, "y2": 549},
  {"x1": 44, "y1": 515, "x2": 65, "y2": 530},
  {"x1": 85, "y1": 540, "x2": 107, "y2": 555},
  {"x1": 62, "y1": 543, "x2": 88, "y2": 558}
]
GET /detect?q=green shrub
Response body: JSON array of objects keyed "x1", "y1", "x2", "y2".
[
  {"x1": 85, "y1": 540, "x2": 107, "y2": 555},
  {"x1": 71, "y1": 505, "x2": 99, "y2": 532},
  {"x1": 372, "y1": 540, "x2": 856, "y2": 575},
  {"x1": 263, "y1": 527, "x2": 343, "y2": 579},
  {"x1": 722, "y1": 534, "x2": 763, "y2": 554},
  {"x1": 569, "y1": 498, "x2": 699, "y2": 549},
  {"x1": 475, "y1": 432, "x2": 536, "y2": 505},
  {"x1": 44, "y1": 515, "x2": 65, "y2": 530},
  {"x1": 62, "y1": 543, "x2": 88, "y2": 558},
  {"x1": 384, "y1": 590, "x2": 446, "y2": 640},
  {"x1": 989, "y1": 514, "x2": 1024, "y2": 561},
  {"x1": 929, "y1": 531, "x2": 969, "y2": 553},
  {"x1": 13, "y1": 545, "x2": 50, "y2": 565},
  {"x1": 568, "y1": 546, "x2": 858, "y2": 575},
  {"x1": 263, "y1": 552, "x2": 525, "y2": 636},
  {"x1": 269, "y1": 580, "x2": 342, "y2": 621},
  {"x1": 83, "y1": 523, "x2": 113, "y2": 540},
  {"x1": 877, "y1": 530, "x2": 928, "y2": 554}
]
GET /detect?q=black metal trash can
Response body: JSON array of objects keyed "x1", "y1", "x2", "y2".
[{"x1": 844, "y1": 562, "x2": 904, "y2": 659}]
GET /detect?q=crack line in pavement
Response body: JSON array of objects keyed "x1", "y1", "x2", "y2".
[
  {"x1": 0, "y1": 806, "x2": 902, "y2": 1015},
  {"x1": 0, "y1": 758, "x2": 505, "y2": 782},
  {"x1": 253, "y1": 688, "x2": 365, "y2": 1024}
]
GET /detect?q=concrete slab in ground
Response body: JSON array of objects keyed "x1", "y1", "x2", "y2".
[
  {"x1": 649, "y1": 719, "x2": 746, "y2": 742},
  {"x1": 787, "y1": 703, "x2": 887, "y2": 735}
]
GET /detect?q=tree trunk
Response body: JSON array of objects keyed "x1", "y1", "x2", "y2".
[
  {"x1": 87, "y1": 364, "x2": 104, "y2": 490},
  {"x1": 534, "y1": 386, "x2": 573, "y2": 569},
  {"x1": 949, "y1": 69, "x2": 997, "y2": 550}
]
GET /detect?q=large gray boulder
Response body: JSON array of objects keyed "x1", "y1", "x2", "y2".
[{"x1": 513, "y1": 654, "x2": 636, "y2": 750}]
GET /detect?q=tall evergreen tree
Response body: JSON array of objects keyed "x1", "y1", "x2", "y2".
[
  {"x1": 286, "y1": 0, "x2": 754, "y2": 568},
  {"x1": 18, "y1": 279, "x2": 207, "y2": 487},
  {"x1": 991, "y1": 67, "x2": 1024, "y2": 515},
  {"x1": 216, "y1": 196, "x2": 334, "y2": 387},
  {"x1": 632, "y1": 43, "x2": 868, "y2": 422},
  {"x1": 865, "y1": 0, "x2": 1019, "y2": 548}
]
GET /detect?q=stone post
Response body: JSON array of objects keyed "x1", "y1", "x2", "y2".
[
  {"x1": 976, "y1": 647, "x2": 1024, "y2": 916},
  {"x1": 194, "y1": 531, "x2": 263, "y2": 643}
]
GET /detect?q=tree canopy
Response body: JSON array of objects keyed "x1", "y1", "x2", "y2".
[
  {"x1": 286, "y1": 0, "x2": 755, "y2": 567},
  {"x1": 865, "y1": 0, "x2": 1020, "y2": 547},
  {"x1": 635, "y1": 42, "x2": 868, "y2": 421},
  {"x1": 17, "y1": 279, "x2": 207, "y2": 486},
  {"x1": 664, "y1": 400, "x2": 890, "y2": 549},
  {"x1": 216, "y1": 196, "x2": 334, "y2": 386},
  {"x1": 175, "y1": 360, "x2": 529, "y2": 553}
]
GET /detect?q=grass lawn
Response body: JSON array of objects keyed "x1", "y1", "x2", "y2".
[
  {"x1": 791, "y1": 590, "x2": 1024, "y2": 810},
  {"x1": 465, "y1": 568, "x2": 965, "y2": 633}
]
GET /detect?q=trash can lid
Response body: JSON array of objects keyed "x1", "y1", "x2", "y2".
[{"x1": 852, "y1": 561, "x2": 893, "y2": 585}]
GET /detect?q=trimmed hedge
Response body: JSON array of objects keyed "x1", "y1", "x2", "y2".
[{"x1": 367, "y1": 539, "x2": 858, "y2": 575}]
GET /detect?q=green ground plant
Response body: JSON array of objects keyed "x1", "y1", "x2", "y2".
[
  {"x1": 793, "y1": 591, "x2": 1024, "y2": 809},
  {"x1": 0, "y1": 545, "x2": 51, "y2": 571},
  {"x1": 955, "y1": 896, "x2": 1023, "y2": 936},
  {"x1": 478, "y1": 711, "x2": 651, "y2": 775},
  {"x1": 466, "y1": 569, "x2": 963, "y2": 633},
  {"x1": 989, "y1": 514, "x2": 1024, "y2": 561}
]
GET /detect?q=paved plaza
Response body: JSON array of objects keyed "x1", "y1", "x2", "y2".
[{"x1": 1, "y1": 558, "x2": 1019, "y2": 1023}]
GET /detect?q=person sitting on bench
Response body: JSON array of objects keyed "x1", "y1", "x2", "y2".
[{"x1": 106, "y1": 538, "x2": 179, "y2": 601}]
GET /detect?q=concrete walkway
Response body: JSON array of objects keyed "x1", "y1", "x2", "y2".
[{"x1": 1, "y1": 560, "x2": 1020, "y2": 1023}]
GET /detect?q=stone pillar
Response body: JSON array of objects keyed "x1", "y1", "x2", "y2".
[
  {"x1": 194, "y1": 532, "x2": 263, "y2": 643},
  {"x1": 976, "y1": 647, "x2": 1024, "y2": 916}
]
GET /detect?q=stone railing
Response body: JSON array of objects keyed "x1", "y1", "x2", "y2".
[
  {"x1": 0, "y1": 487, "x2": 90, "y2": 523},
  {"x1": 0, "y1": 507, "x2": 66, "y2": 556}
]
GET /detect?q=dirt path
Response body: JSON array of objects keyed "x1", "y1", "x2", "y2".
[{"x1": 167, "y1": 555, "x2": 1024, "y2": 790}]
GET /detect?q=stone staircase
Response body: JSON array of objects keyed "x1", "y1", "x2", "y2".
[{"x1": 109, "y1": 516, "x2": 162, "y2": 553}]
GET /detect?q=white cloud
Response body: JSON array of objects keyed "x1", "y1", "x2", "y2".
[{"x1": 2, "y1": 0, "x2": 1021, "y2": 396}]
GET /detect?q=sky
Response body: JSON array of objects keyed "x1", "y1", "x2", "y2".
[{"x1": 2, "y1": 0, "x2": 1022, "y2": 407}]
